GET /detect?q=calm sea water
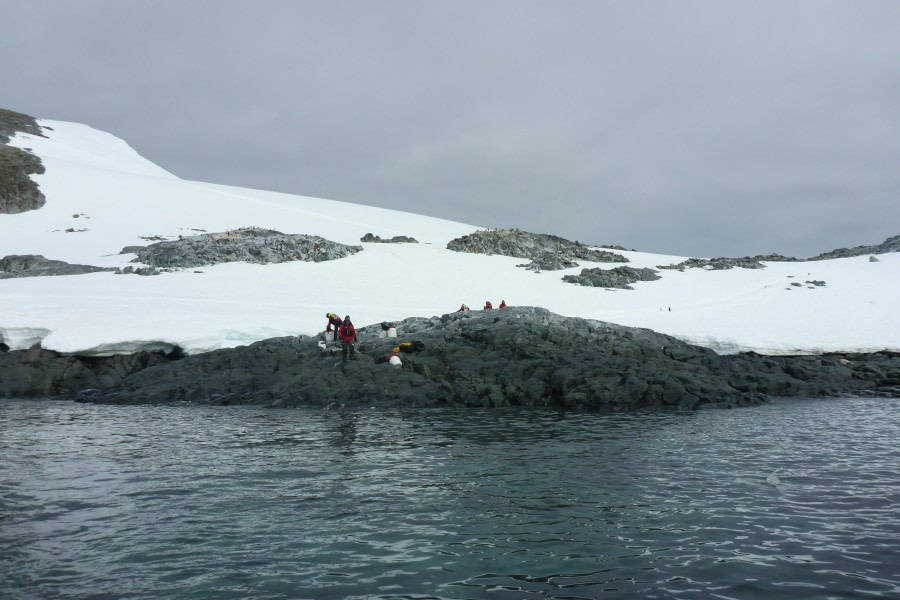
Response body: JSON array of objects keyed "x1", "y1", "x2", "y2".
[{"x1": 1, "y1": 397, "x2": 898, "y2": 600}]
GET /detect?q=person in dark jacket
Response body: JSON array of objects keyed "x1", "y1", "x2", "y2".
[
  {"x1": 326, "y1": 312, "x2": 343, "y2": 342},
  {"x1": 338, "y1": 316, "x2": 358, "y2": 361}
]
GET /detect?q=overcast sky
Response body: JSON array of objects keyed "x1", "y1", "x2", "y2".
[{"x1": 2, "y1": 1, "x2": 899, "y2": 257}]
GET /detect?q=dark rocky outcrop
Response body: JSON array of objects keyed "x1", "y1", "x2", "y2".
[
  {"x1": 0, "y1": 345, "x2": 176, "y2": 398},
  {"x1": 447, "y1": 229, "x2": 627, "y2": 271},
  {"x1": 0, "y1": 108, "x2": 45, "y2": 142},
  {"x1": 3, "y1": 307, "x2": 898, "y2": 410},
  {"x1": 130, "y1": 227, "x2": 362, "y2": 268},
  {"x1": 563, "y1": 266, "x2": 661, "y2": 289},
  {"x1": 810, "y1": 235, "x2": 900, "y2": 260},
  {"x1": 0, "y1": 254, "x2": 115, "y2": 279},
  {"x1": 0, "y1": 108, "x2": 47, "y2": 214},
  {"x1": 517, "y1": 251, "x2": 579, "y2": 272},
  {"x1": 360, "y1": 233, "x2": 418, "y2": 243},
  {"x1": 655, "y1": 235, "x2": 899, "y2": 272},
  {"x1": 658, "y1": 256, "x2": 780, "y2": 271},
  {"x1": 113, "y1": 265, "x2": 162, "y2": 276}
]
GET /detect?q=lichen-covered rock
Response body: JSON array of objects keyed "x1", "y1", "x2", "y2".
[
  {"x1": 447, "y1": 228, "x2": 627, "y2": 270},
  {"x1": 360, "y1": 233, "x2": 418, "y2": 243},
  {"x1": 653, "y1": 235, "x2": 899, "y2": 271},
  {"x1": 810, "y1": 235, "x2": 900, "y2": 260},
  {"x1": 657, "y1": 257, "x2": 773, "y2": 271},
  {"x1": 130, "y1": 227, "x2": 362, "y2": 268},
  {"x1": 0, "y1": 108, "x2": 47, "y2": 214},
  {"x1": 562, "y1": 266, "x2": 661, "y2": 289},
  {"x1": 0, "y1": 254, "x2": 115, "y2": 279}
]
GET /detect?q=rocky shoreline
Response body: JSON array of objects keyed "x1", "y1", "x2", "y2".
[{"x1": 2, "y1": 307, "x2": 898, "y2": 410}]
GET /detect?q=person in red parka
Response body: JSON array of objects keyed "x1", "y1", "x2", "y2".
[
  {"x1": 484, "y1": 300, "x2": 493, "y2": 310},
  {"x1": 499, "y1": 300, "x2": 508, "y2": 308},
  {"x1": 326, "y1": 312, "x2": 343, "y2": 342},
  {"x1": 338, "y1": 315, "x2": 358, "y2": 361}
]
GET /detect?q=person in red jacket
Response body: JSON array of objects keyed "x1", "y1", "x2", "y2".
[
  {"x1": 484, "y1": 300, "x2": 493, "y2": 310},
  {"x1": 338, "y1": 315, "x2": 358, "y2": 361},
  {"x1": 499, "y1": 300, "x2": 508, "y2": 308},
  {"x1": 326, "y1": 312, "x2": 343, "y2": 342}
]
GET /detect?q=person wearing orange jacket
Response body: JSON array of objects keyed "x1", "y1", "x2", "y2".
[{"x1": 338, "y1": 315, "x2": 358, "y2": 361}]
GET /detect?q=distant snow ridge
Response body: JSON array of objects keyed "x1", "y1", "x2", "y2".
[
  {"x1": 446, "y1": 228, "x2": 627, "y2": 270},
  {"x1": 130, "y1": 227, "x2": 362, "y2": 269}
]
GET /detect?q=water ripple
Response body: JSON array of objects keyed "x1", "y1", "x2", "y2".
[{"x1": 1, "y1": 398, "x2": 899, "y2": 599}]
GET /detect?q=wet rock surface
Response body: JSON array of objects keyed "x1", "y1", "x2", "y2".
[
  {"x1": 130, "y1": 227, "x2": 362, "y2": 268},
  {"x1": 447, "y1": 229, "x2": 627, "y2": 270},
  {"x1": 0, "y1": 346, "x2": 175, "y2": 398},
  {"x1": 0, "y1": 108, "x2": 47, "y2": 214},
  {"x1": 3, "y1": 307, "x2": 898, "y2": 410}
]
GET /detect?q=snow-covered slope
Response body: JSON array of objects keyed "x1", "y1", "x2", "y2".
[{"x1": 1, "y1": 120, "x2": 897, "y2": 356}]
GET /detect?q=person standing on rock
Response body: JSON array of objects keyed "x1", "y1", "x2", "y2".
[
  {"x1": 326, "y1": 312, "x2": 343, "y2": 342},
  {"x1": 338, "y1": 316, "x2": 358, "y2": 361},
  {"x1": 499, "y1": 300, "x2": 507, "y2": 308},
  {"x1": 484, "y1": 301, "x2": 493, "y2": 310}
]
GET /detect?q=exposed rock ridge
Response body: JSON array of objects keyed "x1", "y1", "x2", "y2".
[
  {"x1": 656, "y1": 235, "x2": 899, "y2": 271},
  {"x1": 360, "y1": 233, "x2": 418, "y2": 243},
  {"x1": 657, "y1": 257, "x2": 777, "y2": 271},
  {"x1": 562, "y1": 266, "x2": 661, "y2": 289},
  {"x1": 810, "y1": 235, "x2": 900, "y2": 260},
  {"x1": 130, "y1": 227, "x2": 363, "y2": 268},
  {"x1": 0, "y1": 108, "x2": 46, "y2": 143},
  {"x1": 0, "y1": 108, "x2": 47, "y2": 214},
  {"x1": 0, "y1": 254, "x2": 115, "y2": 279},
  {"x1": 4, "y1": 307, "x2": 898, "y2": 411},
  {"x1": 447, "y1": 229, "x2": 627, "y2": 271}
]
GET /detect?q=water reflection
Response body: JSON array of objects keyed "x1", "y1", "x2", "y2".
[{"x1": 329, "y1": 410, "x2": 358, "y2": 456}]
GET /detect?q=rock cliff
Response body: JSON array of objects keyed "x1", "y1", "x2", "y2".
[{"x1": 0, "y1": 108, "x2": 46, "y2": 214}]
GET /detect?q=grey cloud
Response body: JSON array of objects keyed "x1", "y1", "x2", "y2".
[{"x1": 2, "y1": 0, "x2": 899, "y2": 257}]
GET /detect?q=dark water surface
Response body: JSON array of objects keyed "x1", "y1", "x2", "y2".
[{"x1": 1, "y1": 397, "x2": 898, "y2": 599}]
